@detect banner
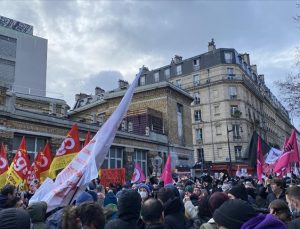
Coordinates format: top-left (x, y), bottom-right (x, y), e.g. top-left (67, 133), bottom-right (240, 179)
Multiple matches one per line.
top-left (49, 124), bottom-right (80, 178)
top-left (265, 148), bottom-right (282, 165)
top-left (6, 137), bottom-right (30, 188)
top-left (100, 168), bottom-right (126, 187)
top-left (131, 162), bottom-right (145, 183)
top-left (29, 67), bottom-right (142, 211)
top-left (36, 143), bottom-right (52, 183)
top-left (0, 144), bottom-right (8, 189)
top-left (26, 161), bottom-right (39, 192)
top-left (161, 153), bottom-right (172, 186)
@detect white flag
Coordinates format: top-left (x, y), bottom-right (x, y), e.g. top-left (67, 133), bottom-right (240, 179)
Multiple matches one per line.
top-left (30, 68), bottom-right (143, 211)
top-left (265, 148), bottom-right (283, 165)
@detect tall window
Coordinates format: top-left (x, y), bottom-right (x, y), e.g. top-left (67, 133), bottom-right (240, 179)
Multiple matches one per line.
top-left (154, 72), bottom-right (159, 83)
top-left (193, 74), bottom-right (200, 86)
top-left (224, 52), bottom-right (233, 63)
top-left (228, 86), bottom-right (237, 99)
top-left (176, 79), bottom-right (182, 88)
top-left (195, 128), bottom-right (203, 141)
top-left (177, 103), bottom-right (183, 140)
top-left (230, 105), bottom-right (239, 115)
top-left (13, 135), bottom-right (47, 161)
top-left (176, 65), bottom-right (182, 75)
top-left (227, 68), bottom-right (234, 79)
top-left (232, 124), bottom-right (241, 139)
top-left (214, 105), bottom-right (220, 115)
top-left (234, 146), bottom-right (242, 160)
top-left (194, 110), bottom-right (202, 121)
top-left (193, 92), bottom-right (200, 104)
top-left (140, 75), bottom-right (146, 86)
top-left (197, 148), bottom-right (204, 163)
top-left (101, 147), bottom-right (123, 169)
top-left (216, 125), bottom-right (221, 135)
top-left (134, 149), bottom-right (147, 176)
top-left (193, 59), bottom-right (200, 70)
top-left (164, 68), bottom-right (170, 79)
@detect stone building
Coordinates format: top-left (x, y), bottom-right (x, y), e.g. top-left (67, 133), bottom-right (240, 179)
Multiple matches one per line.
top-left (137, 39), bottom-right (293, 173)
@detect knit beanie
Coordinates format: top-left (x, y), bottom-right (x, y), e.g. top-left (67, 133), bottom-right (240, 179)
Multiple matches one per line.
top-left (138, 183), bottom-right (150, 194)
top-left (0, 208), bottom-right (31, 229)
top-left (213, 199), bottom-right (257, 229)
top-left (104, 191), bottom-right (117, 206)
top-left (241, 213), bottom-right (286, 229)
top-left (208, 192), bottom-right (229, 213)
top-left (165, 184), bottom-right (180, 197)
top-left (185, 185), bottom-right (193, 193)
top-left (228, 184), bottom-right (248, 201)
top-left (87, 190), bottom-right (98, 202)
top-left (75, 192), bottom-right (93, 205)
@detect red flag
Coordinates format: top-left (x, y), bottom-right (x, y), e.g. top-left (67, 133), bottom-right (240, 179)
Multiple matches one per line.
top-left (274, 129), bottom-right (299, 172)
top-left (161, 153), bottom-right (172, 186)
top-left (0, 144), bottom-right (9, 188)
top-left (36, 143), bottom-right (52, 183)
top-left (26, 161), bottom-right (40, 192)
top-left (83, 131), bottom-right (91, 147)
top-left (131, 162), bottom-right (146, 183)
top-left (6, 137), bottom-right (30, 187)
top-left (257, 136), bottom-right (264, 182)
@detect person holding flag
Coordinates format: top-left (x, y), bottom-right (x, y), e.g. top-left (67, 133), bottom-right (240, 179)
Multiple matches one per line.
top-left (0, 143), bottom-right (9, 189)
top-left (6, 136), bottom-right (30, 189)
top-left (49, 124), bottom-right (80, 178)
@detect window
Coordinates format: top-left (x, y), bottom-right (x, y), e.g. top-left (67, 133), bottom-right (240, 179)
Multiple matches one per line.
top-left (232, 124), bottom-right (241, 139)
top-left (197, 148), bottom-right (204, 163)
top-left (234, 146), bottom-right (242, 160)
top-left (193, 74), bottom-right (200, 86)
top-left (224, 52), bottom-right (233, 63)
top-left (128, 121), bottom-right (133, 132)
top-left (195, 128), bottom-right (203, 141)
top-left (176, 65), bottom-right (182, 75)
top-left (176, 79), bottom-right (182, 88)
top-left (98, 113), bottom-right (106, 126)
top-left (228, 86), bottom-right (237, 99)
top-left (133, 149), bottom-right (147, 177)
top-left (227, 68), bottom-right (234, 79)
top-left (194, 110), bottom-right (202, 121)
top-left (193, 92), bottom-right (200, 104)
top-left (213, 89), bottom-right (219, 98)
top-left (13, 135), bottom-right (47, 162)
top-left (217, 148), bottom-right (223, 159)
top-left (164, 68), bottom-right (170, 78)
top-left (154, 72), bottom-right (159, 83)
top-left (140, 75), bottom-right (146, 86)
top-left (193, 59), bottom-right (200, 70)
top-left (121, 120), bottom-right (127, 131)
top-left (177, 104), bottom-right (183, 139)
top-left (230, 105), bottom-right (239, 115)
top-left (216, 125), bottom-right (222, 135)
top-left (214, 105), bottom-right (220, 115)
top-left (101, 147), bottom-right (123, 169)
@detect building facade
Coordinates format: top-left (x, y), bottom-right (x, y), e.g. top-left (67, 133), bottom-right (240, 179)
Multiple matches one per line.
top-left (0, 15), bottom-right (47, 96)
top-left (137, 39), bottom-right (293, 172)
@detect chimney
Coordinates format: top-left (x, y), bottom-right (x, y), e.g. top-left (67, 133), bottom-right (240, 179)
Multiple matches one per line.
top-left (251, 65), bottom-right (257, 74)
top-left (95, 87), bottom-right (105, 96)
top-left (208, 38), bottom-right (216, 51)
top-left (173, 55), bottom-right (183, 64)
top-left (241, 53), bottom-right (250, 65)
top-left (118, 79), bottom-right (129, 89)
top-left (75, 93), bottom-right (89, 102)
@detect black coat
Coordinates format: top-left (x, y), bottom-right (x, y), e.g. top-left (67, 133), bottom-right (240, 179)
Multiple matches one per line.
top-left (288, 217), bottom-right (300, 229)
top-left (163, 197), bottom-right (189, 229)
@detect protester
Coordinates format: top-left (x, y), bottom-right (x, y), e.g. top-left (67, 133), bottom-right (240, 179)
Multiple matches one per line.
top-left (79, 202), bottom-right (106, 229)
top-left (141, 198), bottom-right (166, 229)
top-left (269, 199), bottom-right (292, 225)
top-left (138, 183), bottom-right (151, 202)
top-left (62, 205), bottom-right (81, 229)
top-left (228, 184), bottom-right (249, 202)
top-left (285, 186), bottom-right (300, 228)
top-left (0, 207), bottom-right (31, 229)
top-left (104, 189), bottom-right (142, 229)
top-left (267, 178), bottom-right (286, 205)
top-left (27, 201), bottom-right (47, 229)
top-left (103, 191), bottom-right (118, 222)
top-left (0, 184), bottom-right (17, 209)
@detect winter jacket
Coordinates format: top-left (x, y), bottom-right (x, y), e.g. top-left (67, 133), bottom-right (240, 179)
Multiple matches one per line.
top-left (27, 201), bottom-right (47, 229)
top-left (184, 200), bottom-right (198, 219)
top-left (0, 193), bottom-right (8, 210)
top-left (200, 218), bottom-right (217, 229)
top-left (288, 217), bottom-right (300, 229)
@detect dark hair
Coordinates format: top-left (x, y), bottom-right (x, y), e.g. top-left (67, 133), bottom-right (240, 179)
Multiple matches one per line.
top-left (271, 178), bottom-right (284, 188)
top-left (141, 198), bottom-right (163, 223)
top-left (286, 186), bottom-right (300, 201)
top-left (157, 188), bottom-right (174, 203)
top-left (1, 184), bottom-right (16, 196)
top-left (79, 202), bottom-right (105, 229)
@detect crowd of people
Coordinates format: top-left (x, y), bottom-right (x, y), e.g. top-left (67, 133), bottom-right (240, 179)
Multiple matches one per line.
top-left (1, 173), bottom-right (300, 229)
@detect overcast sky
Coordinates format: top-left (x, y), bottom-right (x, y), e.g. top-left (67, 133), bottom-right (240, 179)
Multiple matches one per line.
top-left (1, 0), bottom-right (300, 123)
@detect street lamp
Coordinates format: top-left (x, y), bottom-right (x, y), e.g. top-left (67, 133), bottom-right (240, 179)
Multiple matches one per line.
top-left (227, 125), bottom-right (243, 176)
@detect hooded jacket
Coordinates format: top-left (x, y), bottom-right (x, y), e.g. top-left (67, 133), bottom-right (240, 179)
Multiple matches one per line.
top-left (0, 208), bottom-right (31, 229)
top-left (164, 196), bottom-right (189, 229)
top-left (27, 201), bottom-right (47, 229)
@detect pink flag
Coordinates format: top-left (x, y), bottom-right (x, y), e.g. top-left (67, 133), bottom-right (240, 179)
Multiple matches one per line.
top-left (257, 136), bottom-right (264, 182)
top-left (131, 162), bottom-right (145, 183)
top-left (274, 129), bottom-right (299, 172)
top-left (161, 153), bottom-right (172, 186)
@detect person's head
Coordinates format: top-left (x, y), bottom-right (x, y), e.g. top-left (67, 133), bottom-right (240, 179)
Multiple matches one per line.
top-left (0, 208), bottom-right (31, 229)
top-left (286, 186), bottom-right (300, 213)
top-left (213, 199), bottom-right (257, 229)
top-left (79, 202), bottom-right (105, 229)
top-left (141, 198), bottom-right (164, 224)
top-left (1, 184), bottom-right (16, 200)
top-left (157, 187), bottom-right (174, 204)
top-left (269, 199), bottom-right (291, 223)
top-left (193, 186), bottom-right (201, 196)
top-left (27, 201), bottom-right (47, 224)
top-left (117, 189), bottom-right (142, 221)
top-left (138, 184), bottom-right (150, 200)
top-left (228, 184), bottom-right (248, 201)
top-left (208, 192), bottom-right (229, 214)
top-left (103, 191), bottom-right (117, 207)
top-left (62, 206), bottom-right (81, 229)
top-left (75, 192), bottom-right (94, 206)
top-left (271, 178), bottom-right (284, 193)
